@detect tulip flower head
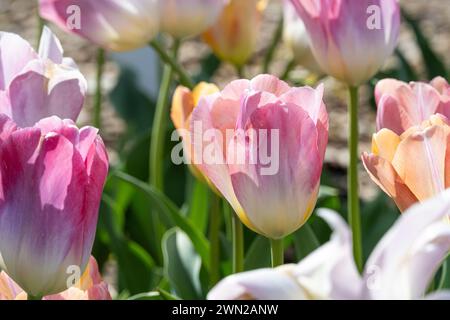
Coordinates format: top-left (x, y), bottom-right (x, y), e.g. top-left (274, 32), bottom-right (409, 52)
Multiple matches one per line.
top-left (0, 27), bottom-right (86, 127)
top-left (362, 114), bottom-right (450, 212)
top-left (209, 190), bottom-right (450, 300)
top-left (190, 74), bottom-right (328, 239)
top-left (203, 0), bottom-right (267, 67)
top-left (0, 116), bottom-right (109, 297)
top-left (375, 77), bottom-right (450, 134)
top-left (39, 0), bottom-right (160, 52)
top-left (0, 257), bottom-right (112, 300)
top-left (160, 0), bottom-right (228, 39)
top-left (289, 0), bottom-right (400, 86)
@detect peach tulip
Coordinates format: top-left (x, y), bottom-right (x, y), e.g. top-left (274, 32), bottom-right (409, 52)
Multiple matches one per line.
top-left (289, 0), bottom-right (400, 86)
top-left (362, 114), bottom-right (450, 212)
top-left (203, 0), bottom-right (267, 66)
top-left (190, 74), bottom-right (328, 239)
top-left (375, 77), bottom-right (450, 134)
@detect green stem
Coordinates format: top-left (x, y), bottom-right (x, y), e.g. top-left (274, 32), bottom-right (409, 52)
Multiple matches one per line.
top-left (348, 86), bottom-right (363, 272)
top-left (149, 41), bottom-right (179, 188)
top-left (280, 58), bottom-right (296, 81)
top-left (209, 193), bottom-right (222, 287)
top-left (27, 294), bottom-right (42, 300)
top-left (270, 238), bottom-right (284, 268)
top-left (236, 65), bottom-right (245, 78)
top-left (150, 40), bottom-right (194, 89)
top-left (263, 14), bottom-right (284, 74)
top-left (231, 212), bottom-right (244, 273)
top-left (93, 48), bottom-right (105, 129)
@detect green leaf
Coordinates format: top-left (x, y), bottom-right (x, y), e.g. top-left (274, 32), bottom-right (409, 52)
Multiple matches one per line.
top-left (163, 228), bottom-right (203, 300)
top-left (188, 179), bottom-right (210, 234)
top-left (293, 223), bottom-right (320, 261)
top-left (402, 8), bottom-right (448, 79)
top-left (111, 171), bottom-right (210, 269)
top-left (128, 292), bottom-right (162, 300)
top-left (101, 195), bottom-right (160, 294)
top-left (244, 236), bottom-right (271, 270)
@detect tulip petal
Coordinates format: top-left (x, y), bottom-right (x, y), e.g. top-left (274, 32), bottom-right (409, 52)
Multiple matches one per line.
top-left (362, 152), bottom-right (418, 212)
top-left (228, 103), bottom-right (321, 238)
top-left (38, 26), bottom-right (63, 63)
top-left (392, 125), bottom-right (449, 201)
top-left (249, 74), bottom-right (291, 97)
top-left (363, 190), bottom-right (450, 299)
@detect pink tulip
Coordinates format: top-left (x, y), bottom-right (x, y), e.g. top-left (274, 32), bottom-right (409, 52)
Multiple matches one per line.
top-left (289, 0), bottom-right (400, 86)
top-left (190, 74), bottom-right (328, 239)
top-left (0, 27), bottom-right (86, 127)
top-left (160, 0), bottom-right (228, 39)
top-left (39, 0), bottom-right (160, 52)
top-left (209, 190), bottom-right (450, 300)
top-left (0, 115), bottom-right (108, 297)
top-left (0, 257), bottom-right (112, 300)
top-left (375, 77), bottom-right (450, 134)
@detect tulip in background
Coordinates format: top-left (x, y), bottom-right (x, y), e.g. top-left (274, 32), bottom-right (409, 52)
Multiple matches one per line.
top-left (0, 257), bottom-right (112, 300)
top-left (282, 0), bottom-right (320, 73)
top-left (0, 26), bottom-right (86, 127)
top-left (39, 0), bottom-right (160, 52)
top-left (208, 190), bottom-right (450, 300)
top-left (171, 82), bottom-right (219, 185)
top-left (289, 0), bottom-right (401, 86)
top-left (375, 77), bottom-right (450, 134)
top-left (203, 0), bottom-right (267, 68)
top-left (160, 0), bottom-right (228, 39)
top-left (191, 74), bottom-right (328, 266)
top-left (0, 116), bottom-right (108, 298)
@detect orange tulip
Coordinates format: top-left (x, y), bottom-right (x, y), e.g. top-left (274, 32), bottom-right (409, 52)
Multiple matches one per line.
top-left (203, 0), bottom-right (267, 66)
top-left (171, 82), bottom-right (219, 185)
top-left (362, 114), bottom-right (450, 212)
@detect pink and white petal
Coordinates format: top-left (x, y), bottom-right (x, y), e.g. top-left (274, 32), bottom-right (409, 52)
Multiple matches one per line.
top-left (38, 26), bottom-right (63, 64)
top-left (249, 74), bottom-right (291, 97)
top-left (0, 32), bottom-right (37, 90)
top-left (362, 153), bottom-right (418, 212)
top-left (229, 103), bottom-right (322, 238)
top-left (374, 78), bottom-right (405, 103)
top-left (220, 79), bottom-right (251, 100)
top-left (363, 190), bottom-right (450, 299)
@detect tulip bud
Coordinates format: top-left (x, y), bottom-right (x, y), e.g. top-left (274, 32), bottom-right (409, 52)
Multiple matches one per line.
top-left (160, 0), bottom-right (228, 39)
top-left (362, 114), bottom-right (450, 212)
top-left (282, 0), bottom-right (320, 72)
top-left (39, 0), bottom-right (160, 52)
top-left (0, 116), bottom-right (108, 297)
top-left (289, 0), bottom-right (400, 86)
top-left (203, 0), bottom-right (267, 66)
top-left (190, 74), bottom-right (328, 239)
top-left (0, 27), bottom-right (86, 127)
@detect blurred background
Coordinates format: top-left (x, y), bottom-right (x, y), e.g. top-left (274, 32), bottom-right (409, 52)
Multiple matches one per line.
top-left (0, 0), bottom-right (449, 298)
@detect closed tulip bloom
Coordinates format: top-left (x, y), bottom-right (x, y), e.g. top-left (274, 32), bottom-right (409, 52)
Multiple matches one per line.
top-left (375, 77), bottom-right (450, 134)
top-left (160, 0), bottom-right (228, 39)
top-left (0, 115), bottom-right (109, 297)
top-left (171, 82), bottom-right (219, 185)
top-left (282, 0), bottom-right (320, 72)
top-left (289, 0), bottom-right (400, 86)
top-left (0, 27), bottom-right (86, 127)
top-left (362, 114), bottom-right (450, 212)
top-left (39, 0), bottom-right (159, 52)
top-left (0, 257), bottom-right (112, 300)
top-left (209, 191), bottom-right (450, 300)
top-left (190, 74), bottom-right (328, 239)
top-left (203, 0), bottom-right (267, 66)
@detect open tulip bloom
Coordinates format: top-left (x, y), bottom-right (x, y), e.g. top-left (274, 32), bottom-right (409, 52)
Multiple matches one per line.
top-left (209, 190), bottom-right (450, 300)
top-left (190, 75), bottom-right (328, 240)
